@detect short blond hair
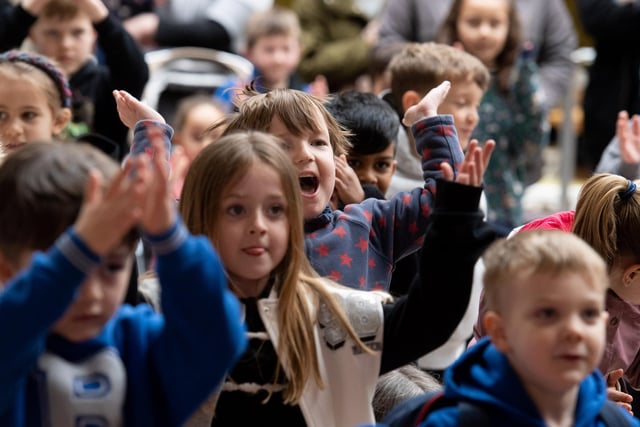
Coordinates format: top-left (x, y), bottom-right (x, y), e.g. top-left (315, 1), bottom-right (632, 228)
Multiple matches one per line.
top-left (483, 230), bottom-right (608, 311)
top-left (245, 7), bottom-right (301, 49)
top-left (389, 42), bottom-right (489, 110)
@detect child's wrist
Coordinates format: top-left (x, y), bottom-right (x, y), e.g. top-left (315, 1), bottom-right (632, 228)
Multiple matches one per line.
top-left (58, 228), bottom-right (102, 274)
top-left (142, 217), bottom-right (188, 256)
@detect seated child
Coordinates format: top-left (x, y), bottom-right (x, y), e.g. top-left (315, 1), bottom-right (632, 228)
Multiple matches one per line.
top-left (16, 0), bottom-right (149, 158)
top-left (0, 50), bottom-right (72, 154)
top-left (384, 42), bottom-right (489, 199)
top-left (213, 6), bottom-right (327, 112)
top-left (0, 138), bottom-right (246, 425)
top-left (324, 90), bottom-right (399, 210)
top-left (418, 230), bottom-right (639, 426)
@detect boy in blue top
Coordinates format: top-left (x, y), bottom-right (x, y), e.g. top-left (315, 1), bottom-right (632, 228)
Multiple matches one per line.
top-left (418, 230), bottom-right (639, 427)
top-left (0, 137), bottom-right (246, 426)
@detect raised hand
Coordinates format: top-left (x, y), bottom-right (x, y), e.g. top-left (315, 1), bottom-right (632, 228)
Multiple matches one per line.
top-left (113, 89), bottom-right (166, 130)
top-left (76, 0), bottom-right (109, 23)
top-left (616, 110), bottom-right (640, 166)
top-left (73, 158), bottom-right (148, 255)
top-left (402, 80), bottom-right (451, 127)
top-left (440, 139), bottom-right (495, 187)
top-left (333, 154), bottom-right (365, 205)
top-left (136, 126), bottom-right (176, 235)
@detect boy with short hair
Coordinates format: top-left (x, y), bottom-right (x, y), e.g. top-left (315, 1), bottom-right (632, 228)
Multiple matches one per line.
top-left (385, 42), bottom-right (489, 198)
top-left (417, 230), bottom-right (638, 426)
top-left (325, 90), bottom-right (399, 209)
top-left (12, 0), bottom-right (149, 159)
top-left (213, 6), bottom-right (326, 112)
top-left (0, 138), bottom-right (246, 425)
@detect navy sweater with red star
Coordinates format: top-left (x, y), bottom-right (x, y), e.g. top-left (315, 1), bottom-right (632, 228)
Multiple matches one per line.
top-left (304, 114), bottom-right (463, 291)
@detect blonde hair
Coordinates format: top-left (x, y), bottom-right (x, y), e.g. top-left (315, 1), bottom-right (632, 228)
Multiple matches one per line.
top-left (388, 42), bottom-right (489, 111)
top-left (245, 6), bottom-right (301, 49)
top-left (573, 173), bottom-right (640, 269)
top-left (483, 230), bottom-right (608, 311)
top-left (179, 131), bottom-right (369, 403)
top-left (0, 62), bottom-right (65, 117)
top-left (218, 87), bottom-right (351, 156)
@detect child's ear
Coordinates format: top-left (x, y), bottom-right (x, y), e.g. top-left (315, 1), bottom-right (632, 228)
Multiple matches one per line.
top-left (483, 310), bottom-right (510, 352)
top-left (52, 108), bottom-right (72, 136)
top-left (401, 90), bottom-right (421, 114)
top-left (622, 263), bottom-right (640, 288)
top-left (390, 159), bottom-right (397, 175)
top-left (0, 252), bottom-right (17, 285)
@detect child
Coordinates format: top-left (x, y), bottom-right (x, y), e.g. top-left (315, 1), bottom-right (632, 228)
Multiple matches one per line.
top-left (473, 173), bottom-right (640, 416)
top-left (17, 0), bottom-right (149, 159)
top-left (0, 137), bottom-right (246, 425)
top-left (172, 94), bottom-right (226, 162)
top-left (213, 6), bottom-right (327, 112)
top-left (324, 91), bottom-right (399, 209)
top-left (419, 229), bottom-right (640, 426)
top-left (385, 42), bottom-right (490, 198)
top-left (437, 0), bottom-right (549, 232)
top-left (172, 128), bottom-right (496, 426)
top-left (218, 84), bottom-right (495, 291)
top-left (0, 50), bottom-right (72, 153)
top-left (596, 110), bottom-right (640, 179)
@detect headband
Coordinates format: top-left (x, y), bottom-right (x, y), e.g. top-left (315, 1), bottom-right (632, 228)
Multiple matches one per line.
top-left (619, 180), bottom-right (637, 201)
top-left (0, 50), bottom-right (72, 109)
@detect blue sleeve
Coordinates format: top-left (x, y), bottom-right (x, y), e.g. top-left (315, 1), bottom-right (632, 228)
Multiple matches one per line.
top-left (129, 120), bottom-right (173, 170)
top-left (0, 229), bottom-right (99, 413)
top-left (419, 408), bottom-right (460, 427)
top-left (368, 115), bottom-right (464, 262)
top-left (141, 219), bottom-right (247, 425)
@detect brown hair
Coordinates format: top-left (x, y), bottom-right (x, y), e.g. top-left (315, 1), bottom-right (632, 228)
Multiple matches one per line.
top-left (388, 42), bottom-right (489, 110)
top-left (40, 0), bottom-right (83, 20)
top-left (0, 142), bottom-right (137, 266)
top-left (483, 230), bottom-right (608, 311)
top-left (218, 87), bottom-right (351, 156)
top-left (245, 6), bottom-right (301, 50)
top-left (573, 173), bottom-right (640, 269)
top-left (179, 131), bottom-right (369, 403)
top-left (0, 61), bottom-right (67, 117)
top-left (436, 0), bottom-right (522, 93)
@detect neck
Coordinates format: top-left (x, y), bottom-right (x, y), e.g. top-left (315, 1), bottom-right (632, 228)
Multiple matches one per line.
top-left (524, 383), bottom-right (578, 427)
top-left (228, 274), bottom-right (271, 299)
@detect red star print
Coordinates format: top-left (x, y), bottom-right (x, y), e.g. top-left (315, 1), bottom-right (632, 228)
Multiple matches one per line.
top-left (402, 194), bottom-right (411, 206)
top-left (421, 203), bottom-right (431, 217)
top-left (377, 216), bottom-right (387, 229)
top-left (333, 226), bottom-right (347, 238)
top-left (373, 283), bottom-right (384, 291)
top-left (355, 237), bottom-right (368, 253)
top-left (316, 243), bottom-right (329, 257)
top-left (328, 270), bottom-right (341, 281)
top-left (368, 258), bottom-right (376, 268)
top-left (421, 146), bottom-right (432, 159)
top-left (359, 277), bottom-right (366, 288)
top-left (408, 222), bottom-right (418, 234)
top-left (362, 209), bottom-right (372, 222)
top-left (339, 253), bottom-right (353, 267)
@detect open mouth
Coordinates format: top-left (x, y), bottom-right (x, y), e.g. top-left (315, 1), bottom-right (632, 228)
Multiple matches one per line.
top-left (299, 175), bottom-right (319, 195)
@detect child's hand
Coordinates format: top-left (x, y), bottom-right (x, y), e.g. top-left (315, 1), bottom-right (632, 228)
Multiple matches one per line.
top-left (606, 369), bottom-right (634, 416)
top-left (76, 0), bottom-right (109, 22)
top-left (334, 154), bottom-right (365, 205)
top-left (123, 13), bottom-right (159, 47)
top-left (402, 80), bottom-right (451, 127)
top-left (616, 110), bottom-right (640, 166)
top-left (73, 157), bottom-right (147, 255)
top-left (137, 126), bottom-right (176, 235)
top-left (308, 75), bottom-right (329, 97)
top-left (113, 89), bottom-right (166, 130)
top-left (20, 0), bottom-right (48, 15)
top-left (440, 139), bottom-right (495, 187)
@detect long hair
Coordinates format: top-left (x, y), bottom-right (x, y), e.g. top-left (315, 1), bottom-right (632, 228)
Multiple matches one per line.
top-left (436, 0), bottom-right (522, 94)
top-left (179, 131), bottom-right (370, 403)
top-left (573, 173), bottom-right (640, 269)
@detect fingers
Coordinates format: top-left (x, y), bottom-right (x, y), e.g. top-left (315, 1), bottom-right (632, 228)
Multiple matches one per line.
top-left (83, 170), bottom-right (103, 206)
top-left (440, 162), bottom-right (454, 182)
top-left (606, 369), bottom-right (625, 388)
top-left (402, 80), bottom-right (451, 127)
top-left (481, 139), bottom-right (495, 170)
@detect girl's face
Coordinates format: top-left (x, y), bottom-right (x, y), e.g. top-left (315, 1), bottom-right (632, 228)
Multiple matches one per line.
top-left (217, 160), bottom-right (290, 297)
top-left (456, 0), bottom-right (510, 68)
top-left (174, 103), bottom-right (224, 161)
top-left (0, 76), bottom-right (68, 151)
top-left (269, 111), bottom-right (335, 220)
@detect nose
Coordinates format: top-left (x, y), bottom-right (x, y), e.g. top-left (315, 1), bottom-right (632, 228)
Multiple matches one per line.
top-left (248, 210), bottom-right (268, 235)
top-left (563, 314), bottom-right (585, 341)
top-left (60, 34), bottom-right (74, 49)
top-left (358, 168), bottom-right (377, 186)
top-left (292, 141), bottom-right (313, 164)
top-left (77, 279), bottom-right (104, 305)
top-left (1, 118), bottom-right (23, 141)
top-left (465, 107), bottom-right (479, 126)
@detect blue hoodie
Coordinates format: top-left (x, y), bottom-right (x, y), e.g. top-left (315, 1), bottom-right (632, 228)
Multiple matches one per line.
top-left (420, 338), bottom-right (640, 427)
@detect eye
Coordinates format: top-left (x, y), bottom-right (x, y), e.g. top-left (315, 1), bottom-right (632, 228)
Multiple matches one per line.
top-left (311, 138), bottom-right (329, 147)
top-left (347, 158), bottom-right (361, 168)
top-left (21, 111), bottom-right (38, 121)
top-left (582, 308), bottom-right (601, 322)
top-left (0, 112), bottom-right (7, 120)
top-left (375, 161), bottom-right (392, 171)
top-left (267, 204), bottom-right (286, 217)
top-left (534, 308), bottom-right (556, 320)
top-left (226, 204), bottom-right (245, 216)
